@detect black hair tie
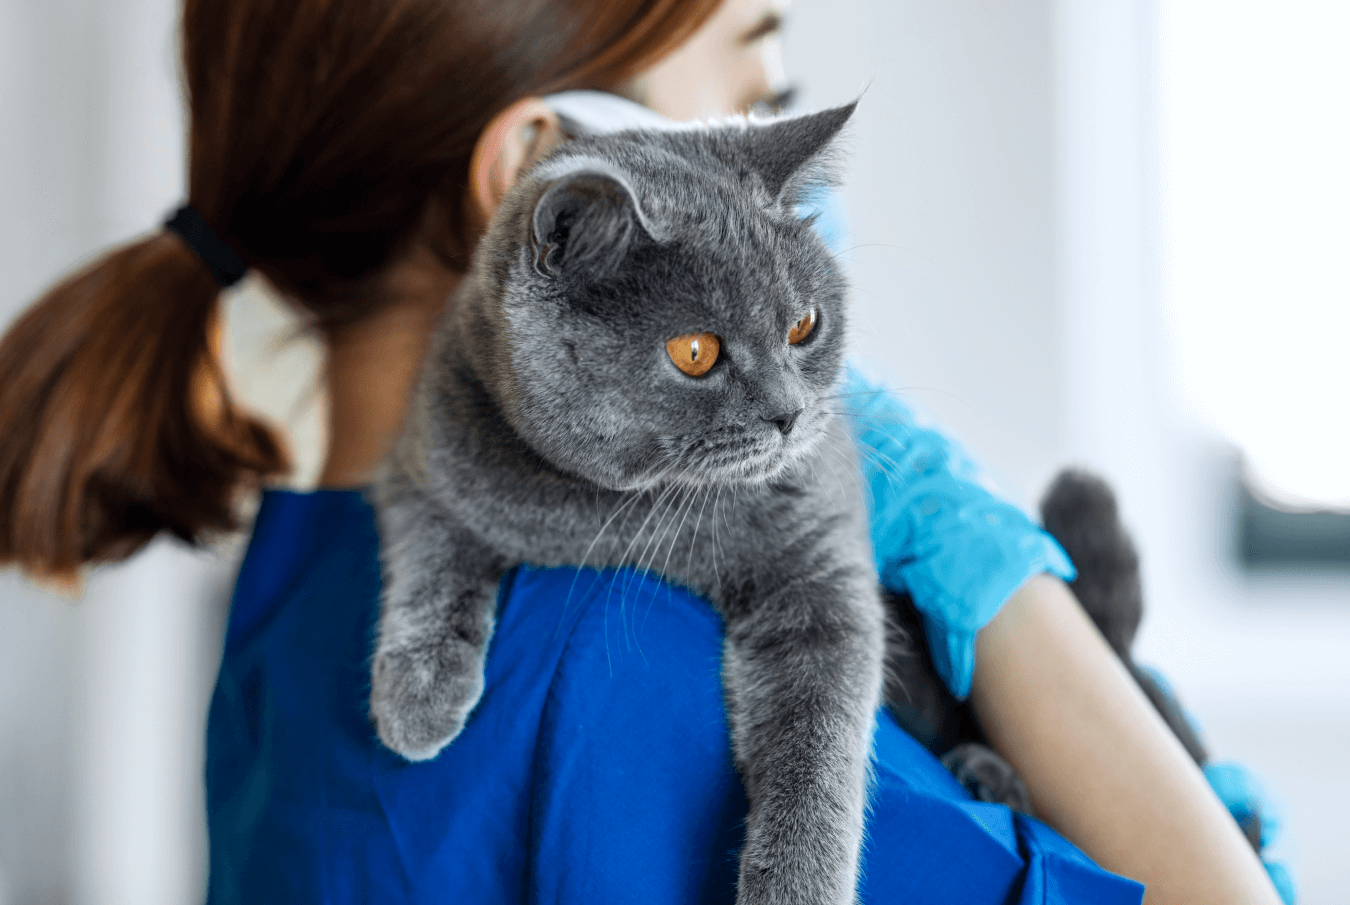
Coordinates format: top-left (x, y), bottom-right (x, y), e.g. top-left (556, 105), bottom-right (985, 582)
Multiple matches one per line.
top-left (163, 205), bottom-right (248, 288)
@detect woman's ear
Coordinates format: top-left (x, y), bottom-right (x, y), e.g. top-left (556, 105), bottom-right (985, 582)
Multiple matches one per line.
top-left (468, 98), bottom-right (564, 230)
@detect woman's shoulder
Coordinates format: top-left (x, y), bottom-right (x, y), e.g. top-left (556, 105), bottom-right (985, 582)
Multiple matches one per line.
top-left (208, 490), bottom-right (739, 903)
top-left (223, 488), bottom-right (382, 652)
top-left (207, 491), bottom-right (1138, 905)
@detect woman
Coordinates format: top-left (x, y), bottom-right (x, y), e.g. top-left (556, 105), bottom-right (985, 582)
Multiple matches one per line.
top-left (0, 0), bottom-right (1280, 902)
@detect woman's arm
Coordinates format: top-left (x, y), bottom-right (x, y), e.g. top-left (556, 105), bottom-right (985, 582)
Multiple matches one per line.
top-left (841, 366), bottom-right (1076, 699)
top-left (971, 573), bottom-right (1281, 905)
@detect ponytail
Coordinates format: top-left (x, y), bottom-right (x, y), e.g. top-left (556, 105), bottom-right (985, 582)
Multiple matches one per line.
top-left (0, 233), bottom-right (288, 576)
top-left (2, 0), bottom-right (727, 577)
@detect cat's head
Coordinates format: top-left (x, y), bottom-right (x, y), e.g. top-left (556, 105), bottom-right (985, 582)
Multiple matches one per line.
top-left (469, 103), bottom-right (855, 491)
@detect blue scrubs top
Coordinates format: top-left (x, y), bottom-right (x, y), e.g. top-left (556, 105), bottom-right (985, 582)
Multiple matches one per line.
top-left (206, 488), bottom-right (1143, 904)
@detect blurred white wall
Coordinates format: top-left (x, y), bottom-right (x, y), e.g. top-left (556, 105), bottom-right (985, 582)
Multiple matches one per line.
top-left (794, 0), bottom-right (1062, 502)
top-left (1161, 1), bottom-right (1350, 507)
top-left (1, 0), bottom-right (1346, 903)
top-left (0, 1), bottom-right (236, 904)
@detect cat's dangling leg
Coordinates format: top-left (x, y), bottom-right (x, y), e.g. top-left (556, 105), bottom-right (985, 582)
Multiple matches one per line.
top-left (370, 492), bottom-right (505, 761)
top-left (880, 589), bottom-right (1035, 814)
top-left (1039, 469), bottom-right (1142, 662)
top-left (720, 569), bottom-right (885, 905)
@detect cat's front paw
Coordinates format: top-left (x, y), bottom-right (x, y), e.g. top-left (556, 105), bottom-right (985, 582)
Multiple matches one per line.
top-left (370, 643), bottom-right (485, 761)
top-left (735, 842), bottom-right (858, 905)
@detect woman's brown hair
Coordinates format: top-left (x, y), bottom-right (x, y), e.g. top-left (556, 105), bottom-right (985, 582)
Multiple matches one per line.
top-left (0, 0), bottom-right (721, 577)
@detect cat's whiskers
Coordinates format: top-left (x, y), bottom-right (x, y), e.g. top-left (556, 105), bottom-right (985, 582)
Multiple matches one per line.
top-left (820, 411), bottom-right (912, 486)
top-left (850, 443), bottom-right (911, 497)
top-left (560, 462), bottom-right (677, 637)
top-left (710, 484), bottom-right (726, 589)
top-left (637, 483), bottom-right (705, 646)
top-left (651, 482), bottom-right (697, 579)
top-left (725, 483), bottom-right (742, 573)
top-left (847, 445), bottom-right (906, 504)
top-left (682, 485), bottom-right (714, 595)
top-left (775, 412), bottom-right (832, 475)
top-left (651, 483), bottom-right (704, 619)
top-left (820, 440), bottom-right (867, 511)
top-left (603, 479), bottom-right (687, 666)
top-left (819, 409), bottom-right (919, 432)
top-left (794, 423), bottom-right (846, 503)
top-left (832, 439), bottom-right (870, 493)
top-left (822, 383), bottom-right (971, 408)
top-left (819, 398), bottom-right (973, 451)
top-left (803, 428), bottom-right (853, 500)
top-left (624, 479), bottom-right (692, 629)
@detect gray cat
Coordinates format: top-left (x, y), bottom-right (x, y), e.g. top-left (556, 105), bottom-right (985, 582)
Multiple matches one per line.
top-left (371, 104), bottom-right (883, 905)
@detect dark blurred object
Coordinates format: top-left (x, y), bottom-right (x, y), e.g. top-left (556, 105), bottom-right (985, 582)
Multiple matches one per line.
top-left (884, 588), bottom-right (1036, 814)
top-left (1236, 478), bottom-right (1350, 568)
top-left (1041, 469), bottom-right (1142, 660)
top-left (1042, 471), bottom-right (1210, 766)
top-left (941, 743), bottom-right (1035, 815)
top-left (883, 469), bottom-right (1271, 852)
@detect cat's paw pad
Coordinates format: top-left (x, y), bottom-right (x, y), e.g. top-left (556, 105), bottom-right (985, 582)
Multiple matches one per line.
top-left (370, 645), bottom-right (485, 761)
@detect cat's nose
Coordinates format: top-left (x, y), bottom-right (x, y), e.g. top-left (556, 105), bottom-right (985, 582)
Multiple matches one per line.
top-left (764, 409), bottom-right (802, 436)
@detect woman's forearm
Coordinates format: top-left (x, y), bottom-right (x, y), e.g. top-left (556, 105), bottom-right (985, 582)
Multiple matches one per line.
top-left (969, 573), bottom-right (1279, 904)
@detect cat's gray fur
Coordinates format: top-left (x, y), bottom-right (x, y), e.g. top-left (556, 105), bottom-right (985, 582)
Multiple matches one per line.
top-left (371, 104), bottom-right (884, 905)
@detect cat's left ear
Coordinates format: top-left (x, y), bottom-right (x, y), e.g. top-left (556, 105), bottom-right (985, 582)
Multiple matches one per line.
top-left (531, 166), bottom-right (652, 281)
top-left (741, 101), bottom-right (857, 207)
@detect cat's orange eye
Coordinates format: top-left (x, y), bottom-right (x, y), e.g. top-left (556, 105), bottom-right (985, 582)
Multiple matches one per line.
top-left (788, 308), bottom-right (817, 345)
top-left (666, 332), bottom-right (720, 377)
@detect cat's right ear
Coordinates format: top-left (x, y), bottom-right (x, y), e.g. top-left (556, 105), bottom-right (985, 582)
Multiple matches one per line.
top-left (531, 169), bottom-right (649, 281)
top-left (742, 101), bottom-right (857, 207)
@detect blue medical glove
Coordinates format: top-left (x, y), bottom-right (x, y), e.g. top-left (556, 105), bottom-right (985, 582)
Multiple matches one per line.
top-left (840, 368), bottom-right (1075, 699)
top-left (1204, 761), bottom-right (1281, 848)
top-left (1203, 762), bottom-right (1296, 903)
top-left (1263, 861), bottom-right (1297, 905)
